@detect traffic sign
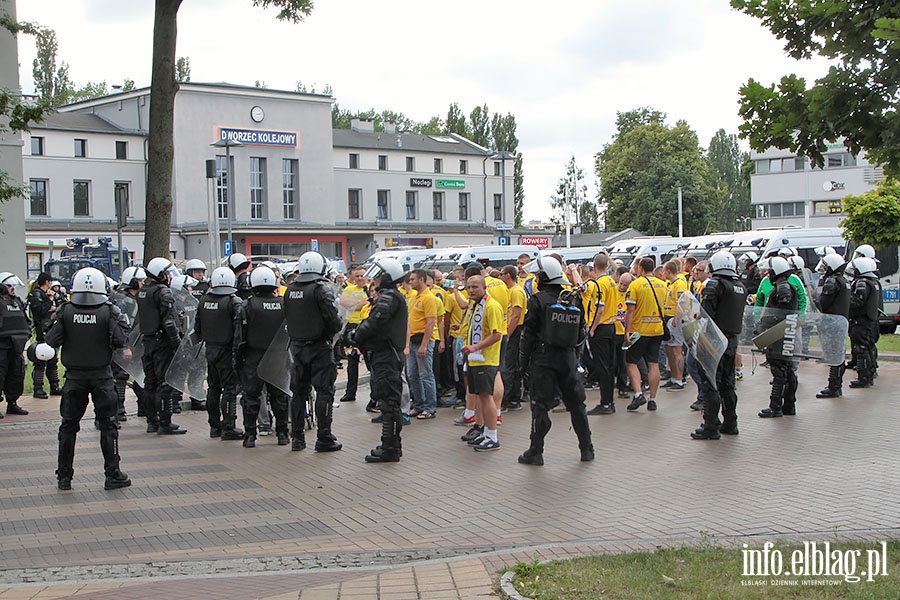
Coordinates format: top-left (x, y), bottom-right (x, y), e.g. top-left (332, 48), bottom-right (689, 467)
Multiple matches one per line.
top-left (311, 239), bottom-right (319, 252)
top-left (498, 235), bottom-right (510, 246)
top-left (496, 222), bottom-right (513, 231)
top-left (223, 239), bottom-right (233, 257)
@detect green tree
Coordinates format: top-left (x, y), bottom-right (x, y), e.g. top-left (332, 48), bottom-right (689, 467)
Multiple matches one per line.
top-left (550, 156), bottom-right (590, 231)
top-left (841, 179), bottom-right (900, 247)
top-left (175, 56), bottom-right (190, 82)
top-left (490, 113), bottom-right (525, 228)
top-left (706, 129), bottom-right (751, 231)
top-left (596, 108), bottom-right (714, 236)
top-left (31, 27), bottom-right (71, 108)
top-left (411, 115), bottom-right (444, 135)
top-left (468, 104), bottom-right (490, 147)
top-left (445, 103), bottom-right (467, 136)
top-left (145, 0), bottom-right (313, 260)
top-left (732, 1), bottom-right (900, 176)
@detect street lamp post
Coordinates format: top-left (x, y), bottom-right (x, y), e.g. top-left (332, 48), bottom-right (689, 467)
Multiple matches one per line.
top-left (210, 138), bottom-right (243, 258)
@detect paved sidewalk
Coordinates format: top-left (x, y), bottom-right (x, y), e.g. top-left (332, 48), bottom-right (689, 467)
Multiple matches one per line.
top-left (0, 360), bottom-right (898, 599)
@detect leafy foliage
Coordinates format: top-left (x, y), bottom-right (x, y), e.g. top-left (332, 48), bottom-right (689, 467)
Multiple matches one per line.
top-left (732, 1), bottom-right (900, 176)
top-left (841, 178), bottom-right (900, 247)
top-left (706, 129), bottom-right (751, 231)
top-left (551, 156), bottom-right (599, 233)
top-left (175, 56), bottom-right (191, 82)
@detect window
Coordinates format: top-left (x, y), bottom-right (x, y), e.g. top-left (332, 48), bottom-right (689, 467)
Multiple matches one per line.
top-left (115, 141), bottom-right (127, 160)
top-left (349, 153), bottom-right (359, 169)
top-left (814, 200), bottom-right (843, 215)
top-left (74, 139), bottom-right (87, 158)
top-left (377, 190), bottom-right (390, 219)
top-left (29, 179), bottom-right (48, 216)
top-left (459, 159), bottom-right (468, 174)
top-left (822, 152), bottom-right (857, 169)
top-left (494, 161), bottom-right (501, 176)
top-left (31, 136), bottom-right (44, 156)
top-left (794, 157), bottom-right (806, 171)
top-left (406, 191), bottom-right (417, 220)
top-left (755, 201), bottom-right (805, 219)
top-left (433, 192), bottom-right (444, 220)
top-left (283, 159), bottom-right (298, 219)
top-left (406, 156), bottom-right (415, 172)
top-left (114, 181), bottom-right (131, 217)
top-left (378, 155), bottom-right (388, 171)
top-left (250, 157), bottom-right (267, 220)
top-left (215, 155), bottom-right (229, 219)
top-left (458, 192), bottom-right (469, 221)
top-left (493, 194), bottom-right (503, 221)
top-left (348, 189), bottom-right (361, 219)
top-left (73, 180), bottom-right (90, 216)
top-left (756, 159), bottom-right (770, 174)
top-left (433, 158), bottom-right (442, 173)
top-left (768, 158), bottom-right (782, 173)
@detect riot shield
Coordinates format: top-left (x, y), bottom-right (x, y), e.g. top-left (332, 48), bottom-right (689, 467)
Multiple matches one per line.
top-left (164, 334), bottom-right (208, 398)
top-left (258, 323), bottom-right (293, 396)
top-left (172, 288), bottom-right (199, 335)
top-left (113, 327), bottom-right (145, 387)
top-left (739, 306), bottom-right (847, 365)
top-left (673, 293), bottom-right (727, 389)
top-left (796, 269), bottom-right (819, 314)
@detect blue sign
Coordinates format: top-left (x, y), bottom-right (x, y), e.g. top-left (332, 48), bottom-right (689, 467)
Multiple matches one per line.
top-left (885, 287), bottom-right (899, 303)
top-left (218, 128), bottom-right (298, 148)
top-left (498, 235), bottom-right (510, 246)
top-left (311, 239), bottom-right (319, 252)
top-left (223, 239), bottom-right (233, 257)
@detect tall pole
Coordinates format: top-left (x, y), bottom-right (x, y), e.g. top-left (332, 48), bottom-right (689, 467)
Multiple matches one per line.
top-left (226, 144), bottom-right (233, 252)
top-left (115, 185), bottom-right (126, 273)
top-left (206, 159), bottom-right (220, 267)
top-left (677, 186), bottom-right (684, 238)
top-left (565, 181), bottom-right (572, 249)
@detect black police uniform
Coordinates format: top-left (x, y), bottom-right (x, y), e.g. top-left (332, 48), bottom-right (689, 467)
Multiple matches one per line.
top-left (740, 264), bottom-right (762, 296)
top-left (28, 286), bottom-right (61, 397)
top-left (109, 288), bottom-right (141, 420)
top-left (195, 291), bottom-right (244, 439)
top-left (759, 277), bottom-right (799, 417)
top-left (45, 297), bottom-right (131, 490)
top-left (848, 273), bottom-right (880, 387)
top-left (238, 292), bottom-right (289, 446)
top-left (0, 290), bottom-right (30, 414)
top-left (353, 283), bottom-right (408, 462)
top-left (815, 268), bottom-right (850, 396)
top-left (235, 271), bottom-right (253, 301)
top-left (136, 278), bottom-right (186, 434)
top-left (518, 282), bottom-right (594, 463)
top-left (190, 280), bottom-right (210, 301)
top-left (693, 274), bottom-right (747, 438)
top-left (284, 276), bottom-right (343, 451)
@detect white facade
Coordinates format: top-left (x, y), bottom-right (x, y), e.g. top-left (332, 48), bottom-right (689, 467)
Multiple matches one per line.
top-left (750, 142), bottom-right (883, 229)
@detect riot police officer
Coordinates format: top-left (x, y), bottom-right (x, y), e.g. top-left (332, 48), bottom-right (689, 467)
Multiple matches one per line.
top-left (27, 272), bottom-right (62, 399)
top-left (352, 258), bottom-right (408, 463)
top-left (110, 266), bottom-right (146, 421)
top-left (517, 256), bottom-right (594, 465)
top-left (847, 257), bottom-right (880, 388)
top-left (136, 257), bottom-right (187, 434)
top-left (184, 259), bottom-right (210, 300)
top-left (738, 252), bottom-right (762, 295)
top-left (194, 267), bottom-right (244, 440)
top-left (758, 256), bottom-right (799, 418)
top-left (284, 252), bottom-right (343, 452)
top-left (45, 267), bottom-right (131, 491)
top-left (237, 266), bottom-right (289, 448)
top-left (0, 272), bottom-right (30, 416)
top-left (227, 253), bottom-right (253, 301)
top-left (814, 254), bottom-right (850, 397)
top-left (691, 251), bottom-right (747, 440)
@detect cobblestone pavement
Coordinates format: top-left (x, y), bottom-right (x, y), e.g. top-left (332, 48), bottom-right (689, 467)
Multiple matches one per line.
top-left (0, 359), bottom-right (897, 599)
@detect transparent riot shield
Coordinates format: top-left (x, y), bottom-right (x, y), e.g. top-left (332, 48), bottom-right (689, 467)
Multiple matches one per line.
top-left (673, 293), bottom-right (727, 389)
top-left (164, 334), bottom-right (208, 398)
top-left (258, 323), bottom-right (293, 396)
top-left (113, 327), bottom-right (145, 387)
top-left (172, 288), bottom-right (199, 335)
top-left (796, 270), bottom-right (819, 314)
top-left (739, 306), bottom-right (847, 365)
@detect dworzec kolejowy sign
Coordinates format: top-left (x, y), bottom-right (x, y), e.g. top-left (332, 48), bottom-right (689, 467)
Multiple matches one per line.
top-left (217, 128), bottom-right (298, 148)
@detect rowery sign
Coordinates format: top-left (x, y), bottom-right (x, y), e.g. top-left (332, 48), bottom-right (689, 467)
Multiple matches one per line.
top-left (521, 236), bottom-right (550, 249)
top-left (217, 127), bottom-right (298, 147)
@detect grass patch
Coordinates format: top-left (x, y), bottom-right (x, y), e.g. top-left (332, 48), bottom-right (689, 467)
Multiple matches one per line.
top-left (877, 334), bottom-right (900, 353)
top-left (509, 540), bottom-right (899, 599)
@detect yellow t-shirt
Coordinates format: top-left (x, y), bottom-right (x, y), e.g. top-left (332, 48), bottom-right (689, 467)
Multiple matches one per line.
top-left (449, 288), bottom-right (468, 339)
top-left (506, 284), bottom-right (527, 329)
top-left (431, 286), bottom-right (447, 342)
top-left (408, 288), bottom-right (437, 336)
top-left (625, 276), bottom-right (666, 337)
top-left (664, 274), bottom-right (688, 317)
top-left (399, 286), bottom-right (417, 305)
top-left (614, 292), bottom-right (627, 335)
top-left (580, 279), bottom-right (601, 326)
top-left (359, 302), bottom-right (372, 321)
top-left (341, 283), bottom-right (368, 324)
top-left (594, 275), bottom-right (618, 326)
top-left (484, 276), bottom-right (509, 333)
top-left (465, 296), bottom-right (504, 367)
top-left (517, 273), bottom-right (536, 297)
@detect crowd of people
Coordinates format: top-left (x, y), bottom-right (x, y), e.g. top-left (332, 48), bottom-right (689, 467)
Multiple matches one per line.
top-left (0, 241), bottom-right (884, 488)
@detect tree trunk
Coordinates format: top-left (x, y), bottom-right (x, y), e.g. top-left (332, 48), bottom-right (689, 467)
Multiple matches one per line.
top-left (145, 0), bottom-right (182, 260)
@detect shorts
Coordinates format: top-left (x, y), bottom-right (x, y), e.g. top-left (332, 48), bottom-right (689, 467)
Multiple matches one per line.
top-left (467, 366), bottom-right (498, 395)
top-left (625, 335), bottom-right (662, 365)
top-left (662, 318), bottom-right (681, 346)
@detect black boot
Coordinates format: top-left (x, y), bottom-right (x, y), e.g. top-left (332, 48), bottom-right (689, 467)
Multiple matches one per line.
top-left (104, 470), bottom-right (131, 490)
top-left (7, 402), bottom-right (28, 415)
top-left (518, 448), bottom-right (544, 465)
top-left (291, 434), bottom-right (306, 451)
top-left (57, 429), bottom-right (76, 490)
top-left (816, 387), bottom-right (842, 398)
top-left (157, 422), bottom-right (187, 435)
top-left (242, 433), bottom-right (256, 448)
top-left (691, 427), bottom-right (721, 440)
top-left (315, 433), bottom-right (343, 452)
top-left (365, 447), bottom-right (400, 462)
top-left (32, 389), bottom-right (49, 399)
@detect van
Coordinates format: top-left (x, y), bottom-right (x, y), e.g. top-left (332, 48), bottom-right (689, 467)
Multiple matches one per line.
top-left (417, 247), bottom-right (477, 274)
top-left (420, 245), bottom-right (540, 274)
top-left (875, 244), bottom-right (900, 333)
top-left (675, 233), bottom-right (736, 264)
top-left (539, 246), bottom-right (611, 266)
top-left (608, 237), bottom-right (691, 269)
top-left (364, 248), bottom-right (435, 272)
top-left (759, 227), bottom-right (848, 268)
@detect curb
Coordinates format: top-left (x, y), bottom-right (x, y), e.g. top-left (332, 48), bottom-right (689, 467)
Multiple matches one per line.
top-left (499, 570), bottom-right (530, 600)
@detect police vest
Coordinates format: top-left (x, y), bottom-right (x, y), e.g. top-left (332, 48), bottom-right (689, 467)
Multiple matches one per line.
top-left (59, 303), bottom-right (112, 369)
top-left (190, 281), bottom-right (210, 300)
top-left (197, 293), bottom-right (236, 345)
top-left (236, 272), bottom-right (253, 301)
top-left (820, 274), bottom-right (850, 318)
top-left (850, 278), bottom-right (879, 321)
top-left (136, 283), bottom-right (163, 335)
top-left (356, 288), bottom-right (407, 352)
top-left (541, 299), bottom-right (582, 348)
top-left (245, 295), bottom-right (284, 350)
top-left (284, 281), bottom-right (326, 341)
top-left (707, 276), bottom-right (747, 336)
top-left (0, 296), bottom-right (31, 342)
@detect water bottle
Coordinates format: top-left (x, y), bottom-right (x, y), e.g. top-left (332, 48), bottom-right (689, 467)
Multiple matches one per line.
top-left (622, 332), bottom-right (640, 350)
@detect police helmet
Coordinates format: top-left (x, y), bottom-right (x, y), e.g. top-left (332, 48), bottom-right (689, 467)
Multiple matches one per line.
top-left (170, 274), bottom-right (199, 291)
top-left (854, 244), bottom-right (876, 259)
top-left (184, 259), bottom-right (207, 276)
top-left (849, 256), bottom-right (878, 278)
top-left (738, 251), bottom-right (759, 265)
top-left (526, 255), bottom-right (566, 285)
top-left (70, 267), bottom-right (109, 306)
top-left (815, 245), bottom-right (836, 257)
top-left (787, 255), bottom-right (805, 271)
top-left (209, 267), bottom-right (237, 295)
top-left (709, 250), bottom-right (738, 277)
top-left (756, 258), bottom-right (771, 272)
top-left (364, 257), bottom-right (404, 286)
top-left (777, 246), bottom-right (797, 258)
top-left (227, 253), bottom-right (251, 272)
top-left (768, 256), bottom-right (792, 280)
top-left (0, 272), bottom-right (24, 294)
top-left (250, 266), bottom-right (278, 290)
top-left (816, 253), bottom-right (845, 274)
top-left (296, 251), bottom-right (328, 283)
top-left (119, 266), bottom-right (147, 290)
top-left (146, 257), bottom-right (175, 282)
top-left (26, 341), bottom-right (56, 362)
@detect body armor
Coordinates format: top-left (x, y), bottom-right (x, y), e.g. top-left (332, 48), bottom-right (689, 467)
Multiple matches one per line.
top-left (58, 303), bottom-right (113, 368)
top-left (197, 293), bottom-right (236, 345)
top-left (702, 276), bottom-right (747, 335)
top-left (245, 295), bottom-right (284, 350)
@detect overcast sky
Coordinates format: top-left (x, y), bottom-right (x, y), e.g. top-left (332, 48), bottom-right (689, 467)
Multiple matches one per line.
top-left (15, 0), bottom-right (832, 223)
